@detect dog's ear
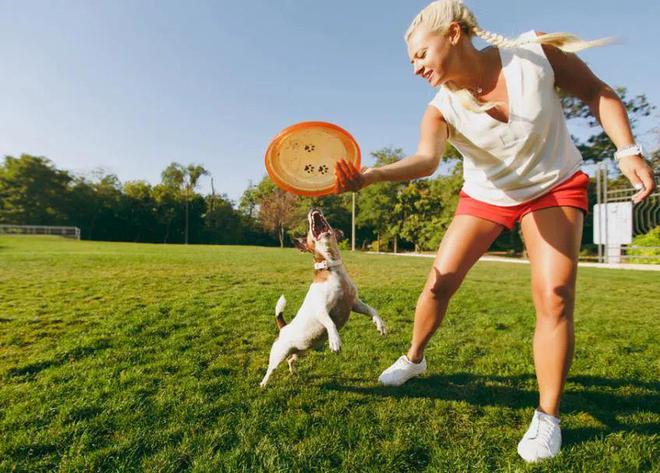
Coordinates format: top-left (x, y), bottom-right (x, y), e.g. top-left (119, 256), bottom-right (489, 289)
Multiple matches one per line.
top-left (293, 237), bottom-right (309, 252)
top-left (333, 228), bottom-right (345, 241)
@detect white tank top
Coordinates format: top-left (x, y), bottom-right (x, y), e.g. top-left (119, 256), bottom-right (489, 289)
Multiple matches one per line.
top-left (429, 30), bottom-right (583, 206)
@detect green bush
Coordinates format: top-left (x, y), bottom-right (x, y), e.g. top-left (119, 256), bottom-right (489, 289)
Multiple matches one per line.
top-left (628, 226), bottom-right (660, 264)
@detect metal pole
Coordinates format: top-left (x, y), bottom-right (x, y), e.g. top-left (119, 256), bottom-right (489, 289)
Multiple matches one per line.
top-left (596, 163), bottom-right (602, 263)
top-left (351, 192), bottom-right (356, 251)
top-left (603, 162), bottom-right (609, 264)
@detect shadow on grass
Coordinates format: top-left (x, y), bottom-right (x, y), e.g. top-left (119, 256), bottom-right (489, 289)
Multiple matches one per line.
top-left (5, 338), bottom-right (112, 379)
top-left (322, 372), bottom-right (659, 447)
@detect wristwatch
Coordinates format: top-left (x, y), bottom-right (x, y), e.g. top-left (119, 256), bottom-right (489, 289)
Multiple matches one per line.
top-left (614, 143), bottom-right (644, 162)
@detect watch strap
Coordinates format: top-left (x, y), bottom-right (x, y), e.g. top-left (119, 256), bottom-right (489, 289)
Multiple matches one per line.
top-left (614, 144), bottom-right (643, 161)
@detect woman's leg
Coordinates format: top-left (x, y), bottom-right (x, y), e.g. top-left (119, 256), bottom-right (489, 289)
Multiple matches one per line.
top-left (520, 206), bottom-right (584, 417)
top-left (406, 215), bottom-right (504, 362)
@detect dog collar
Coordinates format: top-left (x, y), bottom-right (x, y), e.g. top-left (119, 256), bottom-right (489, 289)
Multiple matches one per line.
top-left (314, 259), bottom-right (343, 270)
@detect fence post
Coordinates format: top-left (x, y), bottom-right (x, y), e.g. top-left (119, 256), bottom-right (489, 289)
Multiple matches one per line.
top-left (596, 163), bottom-right (602, 263)
top-left (603, 163), bottom-right (609, 264)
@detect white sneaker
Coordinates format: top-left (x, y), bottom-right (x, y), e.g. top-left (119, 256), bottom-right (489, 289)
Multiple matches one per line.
top-left (517, 409), bottom-right (562, 462)
top-left (378, 355), bottom-right (426, 386)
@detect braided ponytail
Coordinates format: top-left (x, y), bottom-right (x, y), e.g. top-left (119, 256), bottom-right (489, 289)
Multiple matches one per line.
top-left (471, 26), bottom-right (521, 49)
top-left (473, 26), bottom-right (613, 53)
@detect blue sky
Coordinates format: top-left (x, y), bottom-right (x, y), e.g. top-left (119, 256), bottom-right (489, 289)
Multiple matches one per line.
top-left (1, 0), bottom-right (658, 203)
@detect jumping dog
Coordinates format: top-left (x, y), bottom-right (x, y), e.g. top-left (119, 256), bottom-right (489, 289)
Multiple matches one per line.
top-left (259, 208), bottom-right (386, 387)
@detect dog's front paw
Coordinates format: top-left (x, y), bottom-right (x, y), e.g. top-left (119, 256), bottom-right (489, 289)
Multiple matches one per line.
top-left (328, 333), bottom-right (342, 352)
top-left (373, 316), bottom-right (387, 335)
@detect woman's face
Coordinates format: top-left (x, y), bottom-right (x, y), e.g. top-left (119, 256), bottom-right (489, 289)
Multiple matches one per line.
top-left (406, 24), bottom-right (460, 88)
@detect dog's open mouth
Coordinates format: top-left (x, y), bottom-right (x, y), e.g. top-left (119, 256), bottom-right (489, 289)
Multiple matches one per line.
top-left (310, 210), bottom-right (331, 239)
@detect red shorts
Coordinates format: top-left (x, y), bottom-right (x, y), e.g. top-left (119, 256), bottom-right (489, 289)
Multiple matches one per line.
top-left (455, 170), bottom-right (590, 230)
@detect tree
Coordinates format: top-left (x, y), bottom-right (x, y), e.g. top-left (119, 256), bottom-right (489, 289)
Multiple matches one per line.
top-left (356, 147), bottom-right (406, 251)
top-left (66, 177), bottom-right (98, 239)
top-left (259, 187), bottom-right (300, 248)
top-left (242, 176), bottom-right (301, 247)
top-left (560, 87), bottom-right (654, 165)
top-left (354, 144), bottom-right (465, 252)
top-left (87, 174), bottom-right (123, 241)
top-left (152, 183), bottom-right (181, 243)
top-left (160, 162), bottom-right (208, 244)
top-left (204, 193), bottom-right (244, 244)
top-left (122, 180), bottom-right (157, 242)
top-left (183, 165), bottom-right (208, 244)
top-left (0, 154), bottom-right (72, 225)
top-left (651, 148), bottom-right (660, 171)
top-left (395, 174), bottom-right (462, 252)
top-left (238, 180), bottom-right (260, 219)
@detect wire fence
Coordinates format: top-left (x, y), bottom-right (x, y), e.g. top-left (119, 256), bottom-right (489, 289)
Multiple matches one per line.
top-left (595, 162), bottom-right (660, 264)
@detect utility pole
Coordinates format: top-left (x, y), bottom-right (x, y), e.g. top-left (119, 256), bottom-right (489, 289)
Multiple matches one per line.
top-left (351, 192), bottom-right (356, 251)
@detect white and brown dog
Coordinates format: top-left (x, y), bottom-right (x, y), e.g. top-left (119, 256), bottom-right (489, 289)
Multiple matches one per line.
top-left (259, 208), bottom-right (386, 387)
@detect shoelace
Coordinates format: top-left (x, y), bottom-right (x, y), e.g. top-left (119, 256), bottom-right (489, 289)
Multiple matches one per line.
top-left (537, 418), bottom-right (556, 449)
top-left (393, 356), bottom-right (409, 369)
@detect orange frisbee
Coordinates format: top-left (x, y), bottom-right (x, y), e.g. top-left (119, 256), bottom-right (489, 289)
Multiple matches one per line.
top-left (265, 121), bottom-right (361, 196)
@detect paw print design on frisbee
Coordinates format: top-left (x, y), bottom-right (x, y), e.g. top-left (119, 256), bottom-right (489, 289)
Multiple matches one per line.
top-left (265, 122), bottom-right (361, 197)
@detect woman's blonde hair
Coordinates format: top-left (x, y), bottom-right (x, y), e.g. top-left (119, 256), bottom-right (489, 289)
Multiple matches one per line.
top-left (405, 0), bottom-right (612, 111)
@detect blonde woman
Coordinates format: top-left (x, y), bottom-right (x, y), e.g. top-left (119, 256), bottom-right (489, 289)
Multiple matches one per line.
top-left (334, 0), bottom-right (656, 463)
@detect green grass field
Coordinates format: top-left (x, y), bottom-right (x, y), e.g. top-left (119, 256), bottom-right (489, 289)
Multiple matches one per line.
top-left (0, 235), bottom-right (658, 472)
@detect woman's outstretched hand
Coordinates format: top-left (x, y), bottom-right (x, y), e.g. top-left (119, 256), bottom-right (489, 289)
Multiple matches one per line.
top-left (334, 159), bottom-right (375, 194)
top-left (618, 156), bottom-right (657, 204)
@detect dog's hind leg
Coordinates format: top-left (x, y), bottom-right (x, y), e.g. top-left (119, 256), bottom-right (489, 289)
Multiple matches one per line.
top-left (352, 299), bottom-right (387, 335)
top-left (287, 353), bottom-right (299, 374)
top-left (260, 338), bottom-right (292, 387)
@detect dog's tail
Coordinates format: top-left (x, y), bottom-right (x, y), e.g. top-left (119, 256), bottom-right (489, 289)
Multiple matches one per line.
top-left (275, 295), bottom-right (287, 330)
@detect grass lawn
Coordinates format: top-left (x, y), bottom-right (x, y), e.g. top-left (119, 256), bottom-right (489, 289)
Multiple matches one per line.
top-left (0, 235), bottom-right (658, 472)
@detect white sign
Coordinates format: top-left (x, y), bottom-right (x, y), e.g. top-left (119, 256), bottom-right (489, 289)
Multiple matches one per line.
top-left (593, 202), bottom-right (633, 245)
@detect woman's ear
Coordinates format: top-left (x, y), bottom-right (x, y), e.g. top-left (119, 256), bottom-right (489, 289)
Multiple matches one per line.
top-left (448, 21), bottom-right (463, 46)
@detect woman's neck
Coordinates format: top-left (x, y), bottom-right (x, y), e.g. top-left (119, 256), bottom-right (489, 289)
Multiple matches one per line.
top-left (448, 46), bottom-right (499, 94)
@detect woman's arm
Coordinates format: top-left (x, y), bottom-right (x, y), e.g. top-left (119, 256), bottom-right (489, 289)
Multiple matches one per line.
top-left (540, 36), bottom-right (656, 203)
top-left (334, 105), bottom-right (448, 193)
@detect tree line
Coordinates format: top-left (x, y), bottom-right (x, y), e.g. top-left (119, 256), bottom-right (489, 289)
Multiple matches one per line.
top-left (0, 87), bottom-right (656, 254)
top-left (0, 157), bottom-right (274, 245)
